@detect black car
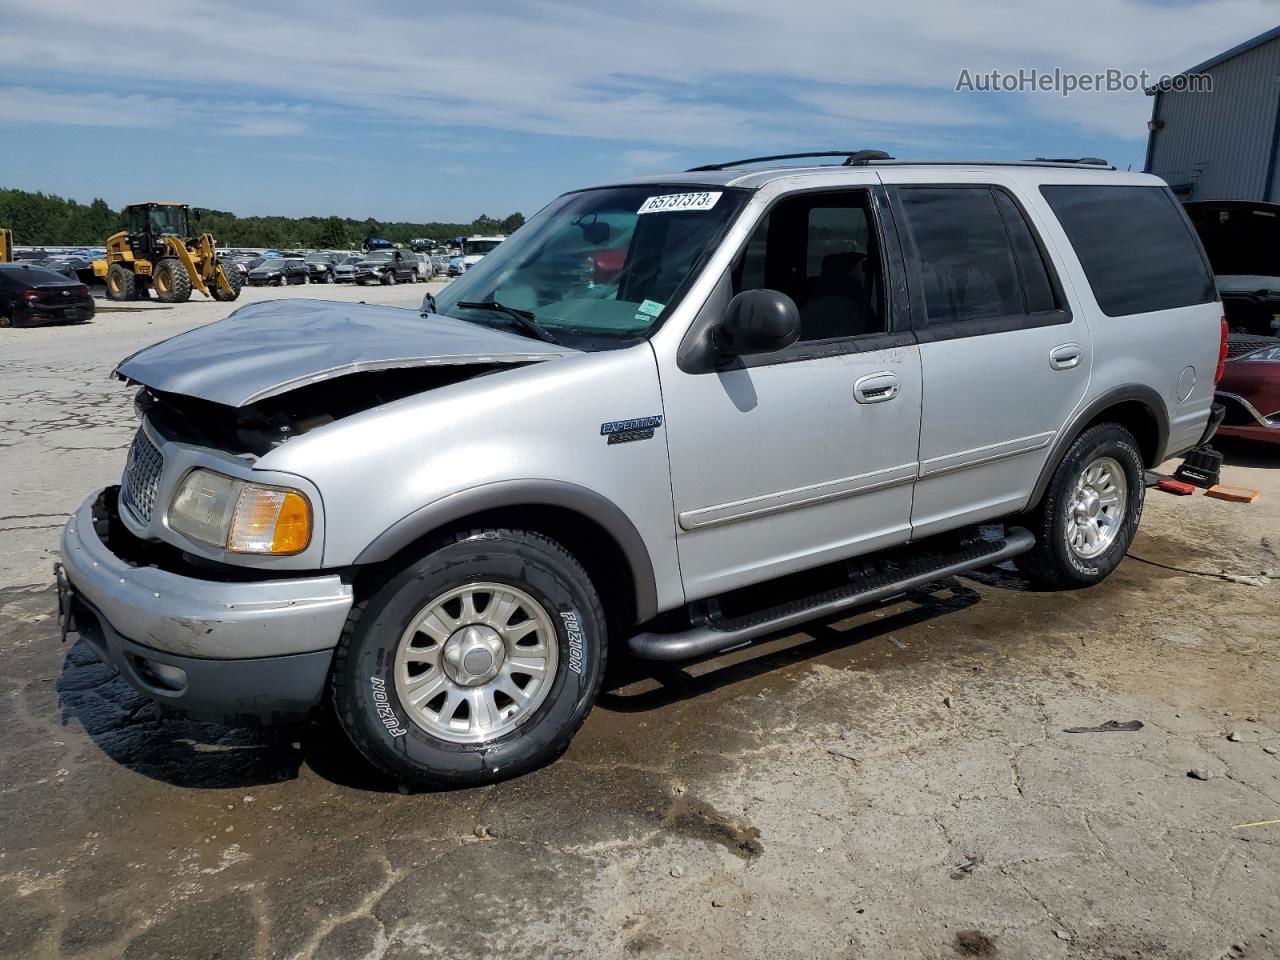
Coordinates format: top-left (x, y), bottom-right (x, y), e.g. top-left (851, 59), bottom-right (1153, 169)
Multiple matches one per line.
top-left (352, 249), bottom-right (419, 285)
top-left (247, 258), bottom-right (310, 286)
top-left (0, 263), bottom-right (95, 327)
top-left (303, 253), bottom-right (339, 283)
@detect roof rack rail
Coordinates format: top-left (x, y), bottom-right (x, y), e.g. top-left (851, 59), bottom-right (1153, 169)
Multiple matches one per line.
top-left (686, 150), bottom-right (894, 172)
top-left (1032, 156), bottom-right (1109, 166)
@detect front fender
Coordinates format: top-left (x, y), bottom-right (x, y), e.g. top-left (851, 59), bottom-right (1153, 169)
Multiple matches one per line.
top-left (354, 478), bottom-right (659, 622)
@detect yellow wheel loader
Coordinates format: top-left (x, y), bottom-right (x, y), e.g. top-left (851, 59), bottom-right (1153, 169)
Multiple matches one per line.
top-left (93, 203), bottom-right (241, 303)
top-left (0, 227), bottom-right (12, 263)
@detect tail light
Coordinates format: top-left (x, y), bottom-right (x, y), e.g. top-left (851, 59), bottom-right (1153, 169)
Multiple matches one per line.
top-left (1215, 316), bottom-right (1228, 383)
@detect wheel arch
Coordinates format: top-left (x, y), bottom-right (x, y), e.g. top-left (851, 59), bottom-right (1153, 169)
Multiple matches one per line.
top-left (1027, 385), bottom-right (1168, 510)
top-left (352, 480), bottom-right (659, 626)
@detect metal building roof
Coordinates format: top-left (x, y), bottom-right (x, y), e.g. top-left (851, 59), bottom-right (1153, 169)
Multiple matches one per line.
top-left (1160, 25), bottom-right (1280, 83)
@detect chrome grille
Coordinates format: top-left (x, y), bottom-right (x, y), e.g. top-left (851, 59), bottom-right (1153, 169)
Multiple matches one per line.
top-left (120, 429), bottom-right (163, 523)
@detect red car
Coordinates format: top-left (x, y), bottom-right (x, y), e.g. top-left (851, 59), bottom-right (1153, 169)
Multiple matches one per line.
top-left (1217, 335), bottom-right (1280, 444)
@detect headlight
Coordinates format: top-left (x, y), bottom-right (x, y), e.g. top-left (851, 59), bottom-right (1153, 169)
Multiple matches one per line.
top-left (1242, 344), bottom-right (1280, 362)
top-left (169, 468), bottom-right (312, 555)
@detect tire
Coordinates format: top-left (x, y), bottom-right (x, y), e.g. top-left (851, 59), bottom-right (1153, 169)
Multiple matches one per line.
top-left (382, 270), bottom-right (395, 286)
top-left (212, 265), bottom-right (243, 302)
top-left (153, 258), bottom-right (191, 303)
top-left (274, 277), bottom-right (284, 287)
top-left (1017, 423), bottom-right (1145, 589)
top-left (331, 529), bottom-right (607, 789)
top-left (106, 263), bottom-right (136, 302)
top-left (324, 270), bottom-right (335, 284)
top-left (412, 268), bottom-right (422, 283)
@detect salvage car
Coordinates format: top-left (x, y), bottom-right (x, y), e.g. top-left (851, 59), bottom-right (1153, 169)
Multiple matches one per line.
top-left (0, 263), bottom-right (94, 327)
top-left (58, 154), bottom-right (1224, 788)
top-left (1216, 334), bottom-right (1280, 444)
top-left (1186, 201), bottom-right (1280, 337)
top-left (247, 257), bottom-right (308, 286)
top-left (304, 253), bottom-right (339, 284)
top-left (353, 249), bottom-right (419, 285)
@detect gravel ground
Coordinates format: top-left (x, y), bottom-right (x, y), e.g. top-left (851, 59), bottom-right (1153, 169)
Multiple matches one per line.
top-left (1, 287), bottom-right (1278, 959)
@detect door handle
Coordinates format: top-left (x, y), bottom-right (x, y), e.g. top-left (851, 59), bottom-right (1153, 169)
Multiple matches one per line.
top-left (1049, 343), bottom-right (1083, 371)
top-left (854, 371), bottom-right (900, 404)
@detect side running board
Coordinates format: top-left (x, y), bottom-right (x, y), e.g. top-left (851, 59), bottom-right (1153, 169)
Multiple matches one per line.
top-left (628, 527), bottom-right (1036, 662)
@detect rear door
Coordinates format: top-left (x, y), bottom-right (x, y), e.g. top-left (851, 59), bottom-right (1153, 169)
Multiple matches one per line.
top-left (878, 172), bottom-right (1090, 537)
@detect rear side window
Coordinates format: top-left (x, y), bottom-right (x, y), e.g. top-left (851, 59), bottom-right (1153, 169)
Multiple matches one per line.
top-left (896, 187), bottom-right (1059, 328)
top-left (1040, 185), bottom-right (1216, 316)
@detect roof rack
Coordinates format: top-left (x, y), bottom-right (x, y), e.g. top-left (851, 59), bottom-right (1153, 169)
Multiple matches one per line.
top-left (1032, 156), bottom-right (1110, 166)
top-left (686, 150), bottom-right (894, 172)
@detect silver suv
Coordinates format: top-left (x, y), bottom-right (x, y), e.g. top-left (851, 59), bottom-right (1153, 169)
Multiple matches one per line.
top-left (58, 152), bottom-right (1226, 788)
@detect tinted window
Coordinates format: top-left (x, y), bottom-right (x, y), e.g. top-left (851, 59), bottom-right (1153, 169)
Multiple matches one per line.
top-left (1040, 185), bottom-right (1215, 316)
top-left (994, 191), bottom-right (1058, 314)
top-left (897, 187), bottom-right (1023, 326)
top-left (733, 190), bottom-right (885, 341)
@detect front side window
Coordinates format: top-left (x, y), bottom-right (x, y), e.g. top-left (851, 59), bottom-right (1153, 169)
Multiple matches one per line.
top-left (732, 189), bottom-right (886, 341)
top-left (1041, 184), bottom-right (1216, 317)
top-left (148, 206), bottom-right (188, 237)
top-left (433, 185), bottom-right (747, 349)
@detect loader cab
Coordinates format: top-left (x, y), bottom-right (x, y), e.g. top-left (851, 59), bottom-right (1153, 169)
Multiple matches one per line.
top-left (125, 203), bottom-right (191, 259)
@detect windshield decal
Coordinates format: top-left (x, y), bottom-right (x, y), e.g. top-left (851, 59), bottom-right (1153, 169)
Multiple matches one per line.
top-left (637, 192), bottom-right (722, 215)
top-left (634, 299), bottom-right (665, 323)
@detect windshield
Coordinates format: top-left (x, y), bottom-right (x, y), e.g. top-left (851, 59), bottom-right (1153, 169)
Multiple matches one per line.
top-left (256, 258), bottom-right (286, 269)
top-left (463, 239), bottom-right (504, 256)
top-left (148, 206), bottom-right (189, 237)
top-left (305, 254), bottom-right (331, 263)
top-left (434, 185), bottom-right (747, 348)
top-left (364, 251), bottom-right (394, 261)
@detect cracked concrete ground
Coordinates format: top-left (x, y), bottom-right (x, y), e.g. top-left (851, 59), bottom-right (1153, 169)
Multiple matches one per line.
top-left (1, 287), bottom-right (1278, 959)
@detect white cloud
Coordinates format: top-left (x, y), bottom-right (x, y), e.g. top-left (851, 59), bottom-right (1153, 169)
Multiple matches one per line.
top-left (0, 0), bottom-right (1275, 149)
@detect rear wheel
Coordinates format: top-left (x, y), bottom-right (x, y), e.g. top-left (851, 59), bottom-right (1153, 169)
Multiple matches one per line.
top-left (330, 529), bottom-right (606, 788)
top-left (106, 263), bottom-right (136, 302)
top-left (211, 265), bottom-right (243, 302)
top-left (153, 259), bottom-right (191, 303)
top-left (1018, 423), bottom-right (1145, 588)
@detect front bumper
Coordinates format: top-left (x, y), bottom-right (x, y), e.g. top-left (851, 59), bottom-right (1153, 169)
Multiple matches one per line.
top-left (58, 490), bottom-right (353, 724)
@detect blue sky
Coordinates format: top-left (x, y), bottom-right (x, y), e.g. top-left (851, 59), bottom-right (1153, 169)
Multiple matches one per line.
top-left (1, 0), bottom-right (1275, 222)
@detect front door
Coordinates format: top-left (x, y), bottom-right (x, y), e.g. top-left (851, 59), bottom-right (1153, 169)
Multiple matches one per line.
top-left (878, 172), bottom-right (1092, 536)
top-left (660, 186), bottom-right (924, 601)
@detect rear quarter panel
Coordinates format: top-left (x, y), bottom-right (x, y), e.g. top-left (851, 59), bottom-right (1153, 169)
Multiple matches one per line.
top-left (1023, 172), bottom-right (1221, 462)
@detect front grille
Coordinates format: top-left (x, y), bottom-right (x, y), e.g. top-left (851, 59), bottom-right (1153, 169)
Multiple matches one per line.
top-left (120, 428), bottom-right (163, 523)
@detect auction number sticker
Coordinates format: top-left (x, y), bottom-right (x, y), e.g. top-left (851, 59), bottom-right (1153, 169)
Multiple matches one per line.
top-left (638, 191), bottom-right (722, 215)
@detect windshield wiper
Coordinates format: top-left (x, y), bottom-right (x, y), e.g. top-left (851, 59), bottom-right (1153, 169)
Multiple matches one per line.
top-left (455, 300), bottom-right (561, 345)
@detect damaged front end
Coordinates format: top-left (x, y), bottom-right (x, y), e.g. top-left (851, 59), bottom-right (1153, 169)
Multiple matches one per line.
top-left (113, 298), bottom-right (577, 454)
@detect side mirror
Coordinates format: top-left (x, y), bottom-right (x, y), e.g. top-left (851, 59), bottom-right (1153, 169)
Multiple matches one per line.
top-left (713, 289), bottom-right (800, 357)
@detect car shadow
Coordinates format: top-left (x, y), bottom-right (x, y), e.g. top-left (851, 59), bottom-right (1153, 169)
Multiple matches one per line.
top-left (1214, 436), bottom-right (1278, 468)
top-left (57, 638), bottom-right (307, 789)
top-left (597, 576), bottom-right (991, 714)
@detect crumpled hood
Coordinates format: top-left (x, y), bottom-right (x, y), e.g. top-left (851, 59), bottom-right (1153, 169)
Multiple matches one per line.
top-left (114, 298), bottom-right (576, 407)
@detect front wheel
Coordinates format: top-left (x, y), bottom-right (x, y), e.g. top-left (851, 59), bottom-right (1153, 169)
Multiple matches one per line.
top-left (382, 271), bottom-right (395, 286)
top-left (330, 529), bottom-right (606, 789)
top-left (1017, 423), bottom-right (1145, 588)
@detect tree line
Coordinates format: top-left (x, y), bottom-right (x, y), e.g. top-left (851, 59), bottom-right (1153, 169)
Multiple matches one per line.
top-left (0, 187), bottom-right (525, 249)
